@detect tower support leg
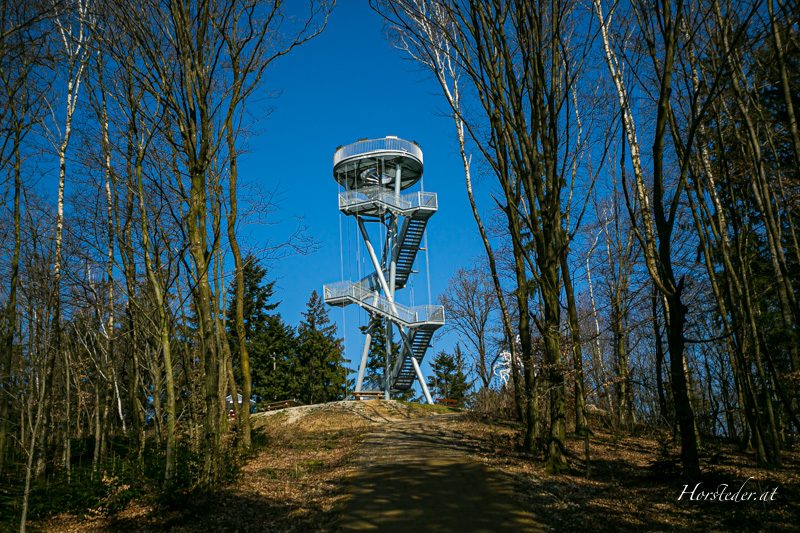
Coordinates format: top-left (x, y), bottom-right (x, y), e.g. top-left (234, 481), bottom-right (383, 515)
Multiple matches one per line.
top-left (411, 356), bottom-right (434, 405)
top-left (385, 320), bottom-right (392, 401)
top-left (355, 327), bottom-right (372, 393)
top-left (357, 219), bottom-right (397, 314)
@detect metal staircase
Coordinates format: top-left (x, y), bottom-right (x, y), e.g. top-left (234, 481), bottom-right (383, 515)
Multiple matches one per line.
top-left (335, 188), bottom-right (434, 293)
top-left (394, 216), bottom-right (427, 290)
top-left (391, 325), bottom-right (438, 391)
top-left (323, 206), bottom-right (443, 391)
top-left (323, 279), bottom-right (444, 328)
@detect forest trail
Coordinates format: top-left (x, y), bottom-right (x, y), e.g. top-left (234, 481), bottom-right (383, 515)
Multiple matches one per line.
top-left (340, 414), bottom-right (545, 532)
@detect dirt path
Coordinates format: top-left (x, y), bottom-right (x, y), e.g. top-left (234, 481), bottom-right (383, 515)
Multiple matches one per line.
top-left (340, 414), bottom-right (545, 532)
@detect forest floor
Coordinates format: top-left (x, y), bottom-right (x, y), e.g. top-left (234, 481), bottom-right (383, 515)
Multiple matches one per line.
top-left (450, 414), bottom-right (800, 532)
top-left (33, 401), bottom-right (800, 532)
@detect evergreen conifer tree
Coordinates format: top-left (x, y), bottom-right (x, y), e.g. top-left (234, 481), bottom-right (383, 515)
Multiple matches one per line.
top-left (255, 316), bottom-right (298, 403)
top-left (428, 344), bottom-right (471, 404)
top-left (295, 291), bottom-right (346, 404)
top-left (360, 316), bottom-right (401, 378)
top-left (227, 255), bottom-right (297, 403)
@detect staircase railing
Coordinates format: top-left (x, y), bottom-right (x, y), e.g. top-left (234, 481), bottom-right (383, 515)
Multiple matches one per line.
top-left (339, 187), bottom-right (437, 213)
top-left (323, 280), bottom-right (445, 327)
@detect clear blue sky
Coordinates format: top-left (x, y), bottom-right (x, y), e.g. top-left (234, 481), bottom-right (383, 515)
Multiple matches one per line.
top-left (236, 1), bottom-right (493, 389)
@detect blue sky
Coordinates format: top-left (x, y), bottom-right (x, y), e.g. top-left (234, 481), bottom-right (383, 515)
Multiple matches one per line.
top-left (236, 1), bottom-right (494, 387)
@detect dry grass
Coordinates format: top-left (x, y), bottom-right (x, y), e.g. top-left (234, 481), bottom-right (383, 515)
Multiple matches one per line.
top-left (449, 412), bottom-right (800, 532)
top-left (34, 402), bottom-right (796, 532)
top-left (33, 400), bottom-right (453, 532)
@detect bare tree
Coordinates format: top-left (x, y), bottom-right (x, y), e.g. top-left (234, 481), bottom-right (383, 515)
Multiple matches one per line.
top-left (381, 0), bottom-right (525, 420)
top-left (593, 0), bottom-right (759, 477)
top-left (220, 0), bottom-right (331, 449)
top-left (105, 0), bottom-right (331, 483)
top-left (376, 0), bottom-right (596, 473)
top-left (439, 261), bottom-right (500, 394)
top-left (0, 0), bottom-right (53, 476)
top-left (47, 0), bottom-right (94, 482)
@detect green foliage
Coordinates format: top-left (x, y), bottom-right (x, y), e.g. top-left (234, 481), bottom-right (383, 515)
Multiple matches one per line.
top-left (227, 255), bottom-right (297, 404)
top-left (295, 291), bottom-right (346, 404)
top-left (227, 254), bottom-right (280, 337)
top-left (428, 344), bottom-right (472, 404)
top-left (360, 316), bottom-right (401, 379)
top-left (226, 261), bottom-right (349, 406)
top-left (393, 388), bottom-right (419, 402)
top-left (252, 315), bottom-right (298, 403)
top-left (0, 435), bottom-right (210, 530)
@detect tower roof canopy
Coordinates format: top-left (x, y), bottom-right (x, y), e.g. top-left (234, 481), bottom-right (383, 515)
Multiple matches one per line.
top-left (333, 136), bottom-right (423, 190)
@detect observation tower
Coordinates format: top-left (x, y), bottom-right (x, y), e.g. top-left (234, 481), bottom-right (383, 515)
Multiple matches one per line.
top-left (323, 136), bottom-right (445, 403)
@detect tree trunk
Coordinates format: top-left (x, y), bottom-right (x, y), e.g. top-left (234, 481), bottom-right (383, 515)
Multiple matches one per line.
top-left (135, 146), bottom-right (177, 484)
top-left (20, 380), bottom-right (46, 533)
top-left (0, 121), bottom-right (22, 475)
top-left (612, 297), bottom-right (633, 428)
top-left (541, 252), bottom-right (568, 474)
top-left (653, 288), bottom-right (670, 430)
top-left (506, 208), bottom-right (538, 452)
top-left (561, 254), bottom-right (587, 435)
top-left (211, 222), bottom-right (236, 438)
top-left (117, 151), bottom-right (145, 462)
top-left (664, 284), bottom-right (700, 477)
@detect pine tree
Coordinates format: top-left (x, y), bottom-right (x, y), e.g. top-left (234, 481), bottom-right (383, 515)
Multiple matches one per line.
top-left (227, 255), bottom-right (296, 403)
top-left (428, 344), bottom-right (471, 404)
top-left (253, 315), bottom-right (298, 403)
top-left (295, 291), bottom-right (346, 404)
top-left (226, 255), bottom-right (278, 347)
top-left (394, 387), bottom-right (419, 402)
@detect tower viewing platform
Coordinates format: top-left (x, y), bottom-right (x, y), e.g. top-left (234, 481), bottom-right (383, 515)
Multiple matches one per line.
top-left (333, 136), bottom-right (423, 190)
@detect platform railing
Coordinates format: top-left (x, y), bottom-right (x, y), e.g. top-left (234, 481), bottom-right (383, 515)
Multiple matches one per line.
top-left (338, 187), bottom-right (437, 213)
top-left (352, 272), bottom-right (381, 293)
top-left (323, 280), bottom-right (445, 326)
top-left (333, 137), bottom-right (423, 167)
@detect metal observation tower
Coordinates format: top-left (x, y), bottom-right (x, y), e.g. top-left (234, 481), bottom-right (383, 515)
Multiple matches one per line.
top-left (323, 136), bottom-right (445, 403)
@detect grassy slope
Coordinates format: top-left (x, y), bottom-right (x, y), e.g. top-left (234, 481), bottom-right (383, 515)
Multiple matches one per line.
top-left (32, 402), bottom-right (798, 532)
top-left (32, 400), bottom-right (454, 532)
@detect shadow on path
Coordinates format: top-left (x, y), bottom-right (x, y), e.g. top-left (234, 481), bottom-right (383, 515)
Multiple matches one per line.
top-left (340, 415), bottom-right (545, 532)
